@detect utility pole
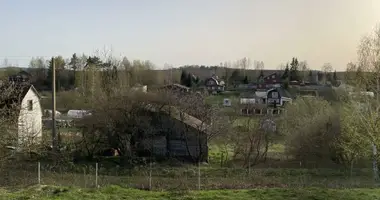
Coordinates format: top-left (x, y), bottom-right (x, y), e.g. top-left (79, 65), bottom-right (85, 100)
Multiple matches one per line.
top-left (51, 57), bottom-right (57, 151)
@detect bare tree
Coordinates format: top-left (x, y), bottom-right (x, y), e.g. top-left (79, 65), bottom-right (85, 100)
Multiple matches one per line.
top-left (239, 57), bottom-right (251, 78)
top-left (2, 58), bottom-right (9, 68)
top-left (299, 60), bottom-right (309, 82)
top-left (253, 60), bottom-right (264, 81)
top-left (322, 63), bottom-right (333, 84)
top-left (231, 116), bottom-right (275, 167)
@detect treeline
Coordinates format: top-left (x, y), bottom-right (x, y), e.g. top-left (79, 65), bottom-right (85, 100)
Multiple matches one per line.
top-left (24, 54), bottom-right (168, 92)
top-left (177, 57), bottom-right (340, 88)
top-left (3, 54), bottom-right (342, 92)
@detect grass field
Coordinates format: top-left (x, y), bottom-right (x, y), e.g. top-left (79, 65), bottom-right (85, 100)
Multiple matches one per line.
top-left (2, 185), bottom-right (380, 200)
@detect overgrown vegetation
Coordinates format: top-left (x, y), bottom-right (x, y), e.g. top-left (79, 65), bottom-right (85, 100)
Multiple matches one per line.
top-left (1, 22), bottom-right (380, 199)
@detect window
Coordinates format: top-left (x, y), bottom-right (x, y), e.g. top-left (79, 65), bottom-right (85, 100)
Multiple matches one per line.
top-left (271, 92), bottom-right (278, 98)
top-left (247, 108), bottom-right (254, 115)
top-left (254, 109), bottom-right (262, 115)
top-left (27, 100), bottom-right (33, 111)
top-left (241, 109), bottom-right (248, 115)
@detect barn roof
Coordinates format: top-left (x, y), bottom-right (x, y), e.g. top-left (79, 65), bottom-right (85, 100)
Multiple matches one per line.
top-left (144, 104), bottom-right (210, 133)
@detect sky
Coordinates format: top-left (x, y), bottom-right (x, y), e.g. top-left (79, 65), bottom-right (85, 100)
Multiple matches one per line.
top-left (0, 0), bottom-right (379, 70)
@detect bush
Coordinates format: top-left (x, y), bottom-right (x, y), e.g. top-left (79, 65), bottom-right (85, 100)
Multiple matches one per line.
top-left (279, 97), bottom-right (341, 164)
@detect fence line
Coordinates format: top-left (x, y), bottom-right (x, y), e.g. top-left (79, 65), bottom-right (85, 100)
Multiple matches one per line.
top-left (0, 161), bottom-right (377, 190)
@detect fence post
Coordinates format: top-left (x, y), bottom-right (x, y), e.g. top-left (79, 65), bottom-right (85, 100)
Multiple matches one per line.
top-left (38, 162), bottom-right (41, 185)
top-left (149, 161), bottom-right (152, 191)
top-left (248, 157), bottom-right (251, 176)
top-left (84, 167), bottom-right (87, 188)
top-left (198, 161), bottom-right (201, 190)
top-left (95, 163), bottom-right (98, 188)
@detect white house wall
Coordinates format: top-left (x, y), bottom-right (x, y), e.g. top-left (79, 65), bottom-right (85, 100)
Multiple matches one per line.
top-left (17, 88), bottom-right (42, 145)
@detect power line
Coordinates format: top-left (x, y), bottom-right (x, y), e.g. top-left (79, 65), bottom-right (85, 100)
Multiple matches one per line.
top-left (0, 56), bottom-right (53, 58)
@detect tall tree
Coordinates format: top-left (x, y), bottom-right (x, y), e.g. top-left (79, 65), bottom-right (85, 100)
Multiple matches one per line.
top-left (1, 58), bottom-right (9, 68)
top-left (322, 63), bottom-right (333, 84)
top-left (85, 56), bottom-right (103, 99)
top-left (300, 61), bottom-right (309, 82)
top-left (47, 56), bottom-right (66, 91)
top-left (229, 69), bottom-right (241, 84)
top-left (243, 76), bottom-right (249, 84)
top-left (347, 23), bottom-right (380, 180)
top-left (186, 73), bottom-right (193, 87)
top-left (28, 57), bottom-right (48, 89)
top-left (257, 70), bottom-right (264, 83)
top-left (308, 70), bottom-right (313, 82)
top-left (289, 57), bottom-right (300, 81)
top-left (282, 63), bottom-right (290, 80)
top-left (333, 70), bottom-right (338, 81)
top-left (180, 70), bottom-right (188, 86)
top-left (345, 62), bottom-right (358, 85)
top-left (317, 71), bottom-right (324, 83)
top-left (69, 53), bottom-right (79, 88)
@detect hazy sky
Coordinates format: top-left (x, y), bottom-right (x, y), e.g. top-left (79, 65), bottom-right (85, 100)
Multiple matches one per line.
top-left (0, 0), bottom-right (379, 70)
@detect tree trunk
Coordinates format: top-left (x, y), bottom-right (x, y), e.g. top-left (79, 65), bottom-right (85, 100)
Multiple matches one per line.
top-left (350, 159), bottom-right (354, 178)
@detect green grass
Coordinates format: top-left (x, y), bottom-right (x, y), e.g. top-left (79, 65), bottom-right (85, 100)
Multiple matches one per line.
top-left (2, 185), bottom-right (380, 200)
top-left (205, 94), bottom-right (239, 106)
top-left (3, 162), bottom-right (377, 190)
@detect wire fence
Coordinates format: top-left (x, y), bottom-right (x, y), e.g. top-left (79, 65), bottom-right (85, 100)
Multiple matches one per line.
top-left (0, 161), bottom-right (377, 190)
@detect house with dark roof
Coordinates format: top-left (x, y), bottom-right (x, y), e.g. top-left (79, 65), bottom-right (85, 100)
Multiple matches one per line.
top-left (267, 88), bottom-right (293, 108)
top-left (0, 83), bottom-right (42, 147)
top-left (263, 72), bottom-right (282, 84)
top-left (8, 71), bottom-right (31, 83)
top-left (141, 104), bottom-right (209, 162)
top-left (205, 75), bottom-right (225, 94)
top-left (256, 72), bottom-right (282, 90)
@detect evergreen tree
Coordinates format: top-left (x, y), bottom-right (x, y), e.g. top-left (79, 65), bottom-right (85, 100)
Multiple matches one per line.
top-left (229, 69), bottom-right (241, 84)
top-left (69, 53), bottom-right (79, 88)
top-left (180, 70), bottom-right (188, 86)
top-left (243, 76), bottom-right (249, 84)
top-left (193, 75), bottom-right (200, 85)
top-left (333, 70), bottom-right (338, 81)
top-left (282, 64), bottom-right (290, 80)
top-left (186, 73), bottom-right (193, 87)
top-left (257, 70), bottom-right (264, 83)
top-left (259, 70), bottom-right (264, 78)
top-left (289, 57), bottom-right (300, 81)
